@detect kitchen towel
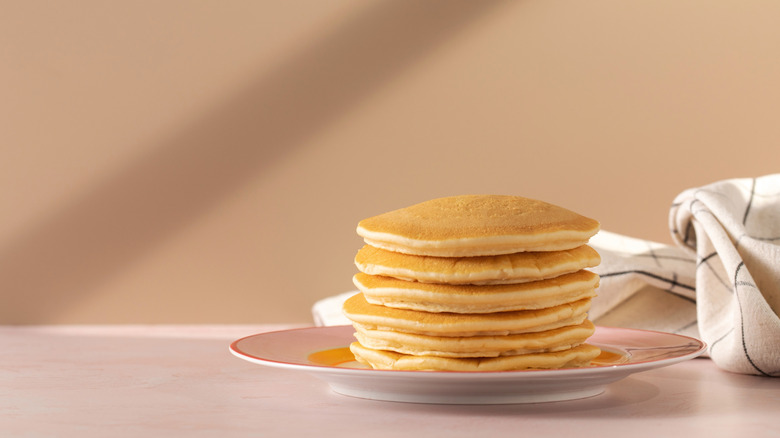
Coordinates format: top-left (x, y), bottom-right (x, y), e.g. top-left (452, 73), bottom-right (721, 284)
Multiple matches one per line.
top-left (667, 174), bottom-right (780, 376)
top-left (312, 175), bottom-right (780, 376)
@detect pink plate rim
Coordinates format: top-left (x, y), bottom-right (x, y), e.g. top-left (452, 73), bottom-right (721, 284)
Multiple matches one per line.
top-left (229, 325), bottom-right (706, 376)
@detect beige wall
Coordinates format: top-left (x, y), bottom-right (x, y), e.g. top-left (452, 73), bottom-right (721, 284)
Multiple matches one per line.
top-left (2, 1), bottom-right (779, 324)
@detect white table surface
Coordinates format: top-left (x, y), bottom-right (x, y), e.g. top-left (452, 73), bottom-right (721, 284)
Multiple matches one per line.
top-left (2, 324), bottom-right (779, 438)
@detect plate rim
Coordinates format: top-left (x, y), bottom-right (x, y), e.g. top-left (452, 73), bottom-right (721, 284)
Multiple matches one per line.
top-left (229, 324), bottom-right (706, 378)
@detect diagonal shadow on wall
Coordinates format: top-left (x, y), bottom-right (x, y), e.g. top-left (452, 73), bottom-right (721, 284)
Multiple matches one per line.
top-left (0, 0), bottom-right (508, 323)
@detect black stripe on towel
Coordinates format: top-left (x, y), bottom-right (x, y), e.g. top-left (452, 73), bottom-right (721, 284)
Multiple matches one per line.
top-left (734, 262), bottom-right (771, 377)
top-left (599, 270), bottom-right (696, 303)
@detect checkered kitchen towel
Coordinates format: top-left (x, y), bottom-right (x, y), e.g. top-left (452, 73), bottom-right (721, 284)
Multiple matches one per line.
top-left (312, 175), bottom-right (780, 376)
top-left (592, 175), bottom-right (780, 376)
top-left (671, 175), bottom-right (780, 376)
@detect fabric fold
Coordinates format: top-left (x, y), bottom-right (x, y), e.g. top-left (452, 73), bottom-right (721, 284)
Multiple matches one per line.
top-left (668, 174), bottom-right (780, 376)
top-left (588, 231), bottom-right (699, 339)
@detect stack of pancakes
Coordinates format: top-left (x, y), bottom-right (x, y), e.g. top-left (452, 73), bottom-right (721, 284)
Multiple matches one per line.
top-left (342, 195), bottom-right (602, 371)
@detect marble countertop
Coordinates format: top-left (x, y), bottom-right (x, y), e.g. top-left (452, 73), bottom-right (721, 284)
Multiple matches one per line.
top-left (2, 324), bottom-right (778, 437)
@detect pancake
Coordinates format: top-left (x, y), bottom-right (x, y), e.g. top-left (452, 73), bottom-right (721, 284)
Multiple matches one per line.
top-left (342, 292), bottom-right (592, 337)
top-left (356, 195), bottom-right (600, 257)
top-left (350, 341), bottom-right (601, 371)
top-left (353, 319), bottom-right (596, 358)
top-left (354, 244), bottom-right (600, 285)
top-left (353, 270), bottom-right (599, 313)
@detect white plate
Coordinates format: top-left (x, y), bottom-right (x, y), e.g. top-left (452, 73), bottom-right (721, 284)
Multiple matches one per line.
top-left (230, 325), bottom-right (705, 404)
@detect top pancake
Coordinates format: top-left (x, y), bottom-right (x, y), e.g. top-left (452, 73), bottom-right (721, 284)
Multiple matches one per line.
top-left (356, 195), bottom-right (600, 257)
